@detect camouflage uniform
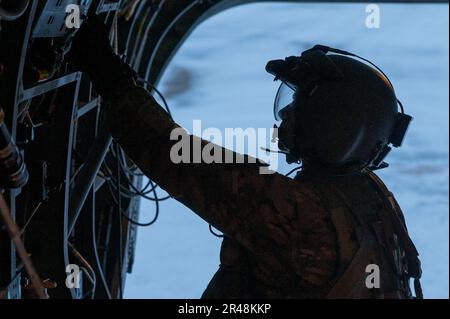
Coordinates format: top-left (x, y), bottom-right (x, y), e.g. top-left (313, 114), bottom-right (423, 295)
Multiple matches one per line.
top-left (106, 83), bottom-right (421, 299)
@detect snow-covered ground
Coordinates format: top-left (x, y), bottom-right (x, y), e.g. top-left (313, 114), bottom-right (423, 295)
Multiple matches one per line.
top-left (124, 3), bottom-right (449, 299)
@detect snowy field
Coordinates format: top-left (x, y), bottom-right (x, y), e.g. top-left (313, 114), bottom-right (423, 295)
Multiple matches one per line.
top-left (124, 3), bottom-right (449, 299)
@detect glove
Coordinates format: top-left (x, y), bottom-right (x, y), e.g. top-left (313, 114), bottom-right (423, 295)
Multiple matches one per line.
top-left (68, 15), bottom-right (137, 98)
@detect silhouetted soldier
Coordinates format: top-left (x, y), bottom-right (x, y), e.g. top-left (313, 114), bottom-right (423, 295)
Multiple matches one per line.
top-left (70, 17), bottom-right (422, 298)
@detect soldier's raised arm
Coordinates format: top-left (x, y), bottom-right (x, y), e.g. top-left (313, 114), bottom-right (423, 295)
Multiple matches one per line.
top-left (106, 83), bottom-right (318, 253)
top-left (69, 16), bottom-right (314, 256)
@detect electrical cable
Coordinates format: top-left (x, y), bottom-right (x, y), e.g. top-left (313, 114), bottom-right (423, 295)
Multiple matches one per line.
top-left (68, 242), bottom-right (97, 299)
top-left (102, 158), bottom-right (170, 201)
top-left (137, 77), bottom-right (173, 120)
top-left (0, 192), bottom-right (46, 299)
top-left (19, 201), bottom-right (43, 236)
top-left (0, 0), bottom-right (29, 21)
top-left (116, 142), bottom-right (124, 299)
top-left (91, 200), bottom-right (113, 299)
top-left (105, 175), bottom-right (159, 227)
top-left (80, 267), bottom-right (96, 299)
top-left (103, 146), bottom-right (171, 200)
top-left (104, 150), bottom-right (156, 195)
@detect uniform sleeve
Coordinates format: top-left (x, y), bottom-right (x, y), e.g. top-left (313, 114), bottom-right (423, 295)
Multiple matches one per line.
top-left (106, 84), bottom-right (318, 256)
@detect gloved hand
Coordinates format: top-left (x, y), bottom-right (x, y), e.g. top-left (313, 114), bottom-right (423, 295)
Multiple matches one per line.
top-left (68, 15), bottom-right (137, 98)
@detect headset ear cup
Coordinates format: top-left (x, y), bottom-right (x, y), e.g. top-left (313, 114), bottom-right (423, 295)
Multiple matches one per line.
top-left (390, 113), bottom-right (413, 147)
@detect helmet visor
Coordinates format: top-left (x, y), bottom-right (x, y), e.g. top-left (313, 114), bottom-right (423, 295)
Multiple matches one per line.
top-left (274, 82), bottom-right (296, 121)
